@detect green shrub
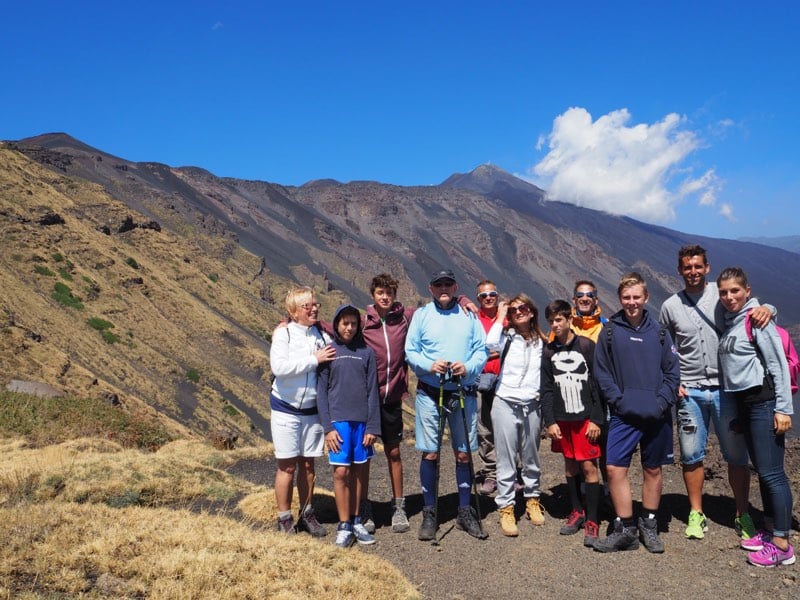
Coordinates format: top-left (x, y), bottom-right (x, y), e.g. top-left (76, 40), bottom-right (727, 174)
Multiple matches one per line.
top-left (87, 317), bottom-right (114, 331)
top-left (186, 368), bottom-right (200, 383)
top-left (52, 282), bottom-right (84, 310)
top-left (208, 273), bottom-right (219, 282)
top-left (101, 330), bottom-right (121, 344)
top-left (52, 252), bottom-right (65, 262)
top-left (34, 264), bottom-right (55, 277)
top-left (58, 268), bottom-right (73, 281)
top-left (125, 257), bottom-right (139, 269)
top-left (222, 404), bottom-right (240, 417)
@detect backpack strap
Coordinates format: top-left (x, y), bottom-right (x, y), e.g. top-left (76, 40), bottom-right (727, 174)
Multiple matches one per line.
top-left (744, 310), bottom-right (754, 343)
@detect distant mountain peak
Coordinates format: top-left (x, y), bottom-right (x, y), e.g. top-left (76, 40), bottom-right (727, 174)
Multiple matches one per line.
top-left (441, 163), bottom-right (545, 199)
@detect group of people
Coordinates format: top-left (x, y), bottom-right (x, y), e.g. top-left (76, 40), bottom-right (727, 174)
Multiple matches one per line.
top-left (267, 244), bottom-right (795, 567)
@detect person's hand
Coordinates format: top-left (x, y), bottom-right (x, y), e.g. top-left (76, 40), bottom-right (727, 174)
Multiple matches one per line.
top-left (463, 301), bottom-right (479, 315)
top-left (448, 361), bottom-right (467, 378)
top-left (774, 413), bottom-right (792, 436)
top-left (546, 423), bottom-right (562, 440)
top-left (750, 305), bottom-right (772, 329)
top-left (325, 430), bottom-right (342, 453)
top-left (363, 433), bottom-right (376, 447)
top-left (586, 422), bottom-right (601, 443)
top-left (678, 384), bottom-right (689, 399)
top-left (431, 359), bottom-right (451, 376)
top-left (315, 345), bottom-right (336, 364)
top-left (496, 300), bottom-right (509, 319)
top-left (274, 318), bottom-right (290, 330)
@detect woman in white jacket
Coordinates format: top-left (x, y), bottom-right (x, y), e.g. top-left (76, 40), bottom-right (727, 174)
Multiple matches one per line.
top-left (717, 267), bottom-right (794, 568)
top-left (485, 293), bottom-right (547, 536)
top-left (269, 287), bottom-right (335, 536)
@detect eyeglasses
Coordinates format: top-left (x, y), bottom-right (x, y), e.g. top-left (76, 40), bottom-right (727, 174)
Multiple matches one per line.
top-left (478, 291), bottom-right (498, 299)
top-left (508, 305), bottom-right (531, 316)
top-left (574, 291), bottom-right (596, 299)
top-left (300, 302), bottom-right (322, 311)
top-left (432, 281), bottom-right (455, 288)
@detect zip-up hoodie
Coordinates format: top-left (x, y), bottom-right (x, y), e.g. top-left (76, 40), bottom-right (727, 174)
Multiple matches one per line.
top-left (316, 305), bottom-right (381, 435)
top-left (362, 302), bottom-right (415, 405)
top-left (269, 321), bottom-right (331, 412)
top-left (718, 297), bottom-right (793, 415)
top-left (593, 308), bottom-right (680, 421)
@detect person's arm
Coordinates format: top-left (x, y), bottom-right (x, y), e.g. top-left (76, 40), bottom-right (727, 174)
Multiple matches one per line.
top-left (365, 349), bottom-right (381, 439)
top-left (658, 330), bottom-right (681, 412)
top-left (539, 348), bottom-right (557, 429)
top-left (457, 294), bottom-right (478, 315)
top-left (404, 309), bottom-right (433, 375)
top-left (592, 325), bottom-right (622, 410)
top-left (754, 325), bottom-right (794, 417)
top-left (316, 363), bottom-right (334, 433)
top-left (269, 327), bottom-right (317, 377)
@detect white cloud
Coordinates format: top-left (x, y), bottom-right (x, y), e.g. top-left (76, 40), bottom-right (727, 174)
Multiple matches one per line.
top-left (212, 21), bottom-right (224, 31)
top-left (530, 107), bottom-right (725, 224)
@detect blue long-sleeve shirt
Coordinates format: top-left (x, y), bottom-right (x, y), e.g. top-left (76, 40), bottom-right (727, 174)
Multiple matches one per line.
top-left (405, 301), bottom-right (488, 390)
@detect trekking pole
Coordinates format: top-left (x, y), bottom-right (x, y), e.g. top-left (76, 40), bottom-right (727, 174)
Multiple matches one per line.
top-left (430, 371), bottom-right (448, 546)
top-left (457, 376), bottom-right (488, 539)
top-left (295, 472), bottom-right (317, 533)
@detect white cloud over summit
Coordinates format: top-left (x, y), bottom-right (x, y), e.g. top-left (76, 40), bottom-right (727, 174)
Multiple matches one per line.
top-left (531, 107), bottom-right (730, 224)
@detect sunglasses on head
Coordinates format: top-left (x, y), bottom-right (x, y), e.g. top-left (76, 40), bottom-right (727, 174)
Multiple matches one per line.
top-left (478, 291), bottom-right (498, 299)
top-left (574, 291), bottom-right (596, 298)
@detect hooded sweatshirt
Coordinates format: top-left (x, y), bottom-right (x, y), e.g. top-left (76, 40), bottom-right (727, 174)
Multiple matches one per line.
top-left (316, 304), bottom-right (381, 435)
top-left (362, 301), bottom-right (415, 405)
top-left (593, 308), bottom-right (680, 421)
top-left (718, 297), bottom-right (793, 415)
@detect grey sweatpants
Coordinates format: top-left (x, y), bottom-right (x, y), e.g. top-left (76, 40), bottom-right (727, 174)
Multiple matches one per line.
top-left (491, 395), bottom-right (542, 509)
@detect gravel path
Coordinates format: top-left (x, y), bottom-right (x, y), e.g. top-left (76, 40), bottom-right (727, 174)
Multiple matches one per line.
top-left (228, 417), bottom-right (800, 600)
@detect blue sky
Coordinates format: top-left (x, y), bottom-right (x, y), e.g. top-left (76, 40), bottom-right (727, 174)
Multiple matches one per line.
top-left (2, 1), bottom-right (798, 239)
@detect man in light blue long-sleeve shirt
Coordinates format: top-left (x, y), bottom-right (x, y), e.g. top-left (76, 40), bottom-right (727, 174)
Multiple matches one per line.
top-left (405, 269), bottom-right (488, 541)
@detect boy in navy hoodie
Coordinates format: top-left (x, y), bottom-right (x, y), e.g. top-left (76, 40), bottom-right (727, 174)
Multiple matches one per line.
top-left (317, 305), bottom-right (381, 548)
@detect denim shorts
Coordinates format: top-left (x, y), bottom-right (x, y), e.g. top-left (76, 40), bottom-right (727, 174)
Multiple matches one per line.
top-left (677, 386), bottom-right (749, 466)
top-left (415, 387), bottom-right (477, 453)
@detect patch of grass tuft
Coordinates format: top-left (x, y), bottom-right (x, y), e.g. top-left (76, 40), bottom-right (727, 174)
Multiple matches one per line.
top-left (125, 256), bottom-right (139, 269)
top-left (186, 368), bottom-right (200, 383)
top-left (34, 264), bottom-right (55, 277)
top-left (222, 404), bottom-right (240, 418)
top-left (52, 282), bottom-right (84, 310)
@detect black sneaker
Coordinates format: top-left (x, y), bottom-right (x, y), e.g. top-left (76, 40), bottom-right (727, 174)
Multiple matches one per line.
top-left (593, 519), bottom-right (639, 553)
top-left (297, 509), bottom-right (328, 537)
top-left (456, 506), bottom-right (488, 540)
top-left (359, 499), bottom-right (376, 534)
top-left (638, 516), bottom-right (665, 553)
top-left (418, 505), bottom-right (438, 541)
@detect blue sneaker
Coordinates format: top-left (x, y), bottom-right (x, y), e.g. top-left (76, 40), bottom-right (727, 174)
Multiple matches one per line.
top-left (334, 527), bottom-right (355, 548)
top-left (353, 522), bottom-right (376, 545)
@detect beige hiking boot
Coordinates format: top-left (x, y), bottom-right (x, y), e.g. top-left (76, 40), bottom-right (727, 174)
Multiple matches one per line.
top-left (526, 497), bottom-right (545, 526)
top-left (499, 504), bottom-right (519, 537)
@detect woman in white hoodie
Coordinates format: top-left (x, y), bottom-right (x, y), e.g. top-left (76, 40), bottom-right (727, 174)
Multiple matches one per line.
top-left (717, 267), bottom-right (794, 568)
top-left (269, 287), bottom-right (335, 536)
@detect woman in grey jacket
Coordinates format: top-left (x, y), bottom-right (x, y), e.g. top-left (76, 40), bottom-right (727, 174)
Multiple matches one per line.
top-left (717, 267), bottom-right (794, 568)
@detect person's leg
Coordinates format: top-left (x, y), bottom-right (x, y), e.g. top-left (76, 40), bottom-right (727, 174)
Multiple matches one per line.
top-left (332, 465), bottom-right (351, 523)
top-left (677, 388), bottom-right (710, 515)
top-left (607, 465), bottom-right (633, 517)
top-left (520, 402), bottom-right (544, 525)
top-left (491, 396), bottom-right (519, 510)
top-left (713, 388), bottom-right (753, 524)
top-left (297, 457), bottom-right (315, 507)
top-left (641, 466), bottom-right (663, 514)
top-left (275, 457), bottom-right (298, 512)
top-left (477, 389), bottom-right (496, 491)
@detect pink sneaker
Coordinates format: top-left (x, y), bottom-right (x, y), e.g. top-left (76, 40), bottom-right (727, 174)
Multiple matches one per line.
top-left (740, 530), bottom-right (771, 551)
top-left (747, 542), bottom-right (796, 567)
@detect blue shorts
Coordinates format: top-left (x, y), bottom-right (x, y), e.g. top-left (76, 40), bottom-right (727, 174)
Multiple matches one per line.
top-left (415, 387), bottom-right (478, 453)
top-left (606, 414), bottom-right (674, 468)
top-left (677, 386), bottom-right (749, 466)
top-left (328, 421), bottom-right (375, 466)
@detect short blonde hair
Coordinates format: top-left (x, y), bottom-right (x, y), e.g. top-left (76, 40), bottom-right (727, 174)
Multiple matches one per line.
top-left (285, 286), bottom-right (314, 318)
top-left (617, 272), bottom-right (648, 297)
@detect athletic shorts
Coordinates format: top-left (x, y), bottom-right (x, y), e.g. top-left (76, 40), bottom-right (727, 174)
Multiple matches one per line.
top-left (328, 421), bottom-right (375, 466)
top-left (605, 414), bottom-right (674, 468)
top-left (557, 419), bottom-right (602, 462)
top-left (271, 410), bottom-right (324, 459)
top-left (380, 402), bottom-right (404, 445)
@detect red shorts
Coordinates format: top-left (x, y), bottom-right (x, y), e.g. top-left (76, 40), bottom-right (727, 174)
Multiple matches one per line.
top-left (556, 419), bottom-right (601, 462)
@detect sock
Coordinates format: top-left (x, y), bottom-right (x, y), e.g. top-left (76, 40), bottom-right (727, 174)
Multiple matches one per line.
top-left (456, 462), bottom-right (472, 507)
top-left (394, 497), bottom-right (405, 509)
top-left (584, 482), bottom-right (600, 524)
top-left (621, 516), bottom-right (636, 529)
top-left (420, 458), bottom-right (437, 507)
top-left (278, 510), bottom-right (292, 521)
top-left (566, 476), bottom-right (581, 512)
top-left (352, 514), bottom-right (360, 525)
top-left (302, 504), bottom-right (313, 517)
top-left (642, 508), bottom-right (658, 521)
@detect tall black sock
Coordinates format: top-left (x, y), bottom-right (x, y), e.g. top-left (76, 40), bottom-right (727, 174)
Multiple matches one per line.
top-left (566, 476), bottom-right (581, 512)
top-left (585, 481), bottom-right (600, 524)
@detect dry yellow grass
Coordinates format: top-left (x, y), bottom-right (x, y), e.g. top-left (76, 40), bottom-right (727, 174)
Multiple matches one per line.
top-left (0, 502), bottom-right (419, 599)
top-left (0, 437), bottom-right (419, 599)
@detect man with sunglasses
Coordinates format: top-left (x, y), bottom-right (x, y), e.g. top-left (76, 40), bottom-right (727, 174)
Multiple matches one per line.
top-left (475, 280), bottom-right (503, 495)
top-left (406, 269), bottom-right (489, 540)
top-left (570, 280), bottom-right (607, 343)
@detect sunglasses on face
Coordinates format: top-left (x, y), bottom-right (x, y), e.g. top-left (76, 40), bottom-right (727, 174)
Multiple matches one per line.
top-left (478, 291), bottom-right (498, 299)
top-left (508, 305), bottom-right (531, 316)
top-left (300, 302), bottom-right (322, 310)
top-left (574, 291), bottom-right (596, 299)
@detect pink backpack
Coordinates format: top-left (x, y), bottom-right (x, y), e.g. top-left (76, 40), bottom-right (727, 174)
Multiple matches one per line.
top-left (745, 312), bottom-right (800, 394)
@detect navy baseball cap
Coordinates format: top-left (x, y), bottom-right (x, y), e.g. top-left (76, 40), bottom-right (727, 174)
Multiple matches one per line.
top-left (430, 269), bottom-right (457, 285)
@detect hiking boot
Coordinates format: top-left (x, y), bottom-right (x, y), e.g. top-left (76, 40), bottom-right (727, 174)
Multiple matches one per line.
top-left (334, 523), bottom-right (354, 548)
top-left (359, 499), bottom-right (376, 534)
top-left (747, 541), bottom-right (796, 567)
top-left (456, 505), bottom-right (488, 539)
top-left (560, 509), bottom-right (585, 535)
top-left (276, 515), bottom-right (296, 534)
top-left (593, 519), bottom-right (639, 553)
top-left (391, 498), bottom-right (410, 533)
top-left (498, 504), bottom-right (519, 537)
top-left (479, 478), bottom-right (497, 495)
top-left (741, 530), bottom-right (772, 551)
top-left (353, 522), bottom-right (376, 545)
top-left (297, 508), bottom-right (327, 537)
top-left (583, 520), bottom-right (600, 547)
top-left (638, 516), bottom-right (665, 553)
top-left (525, 497), bottom-right (545, 526)
top-left (685, 510), bottom-right (708, 540)
top-left (735, 513), bottom-right (757, 540)
top-left (418, 505), bottom-right (438, 541)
